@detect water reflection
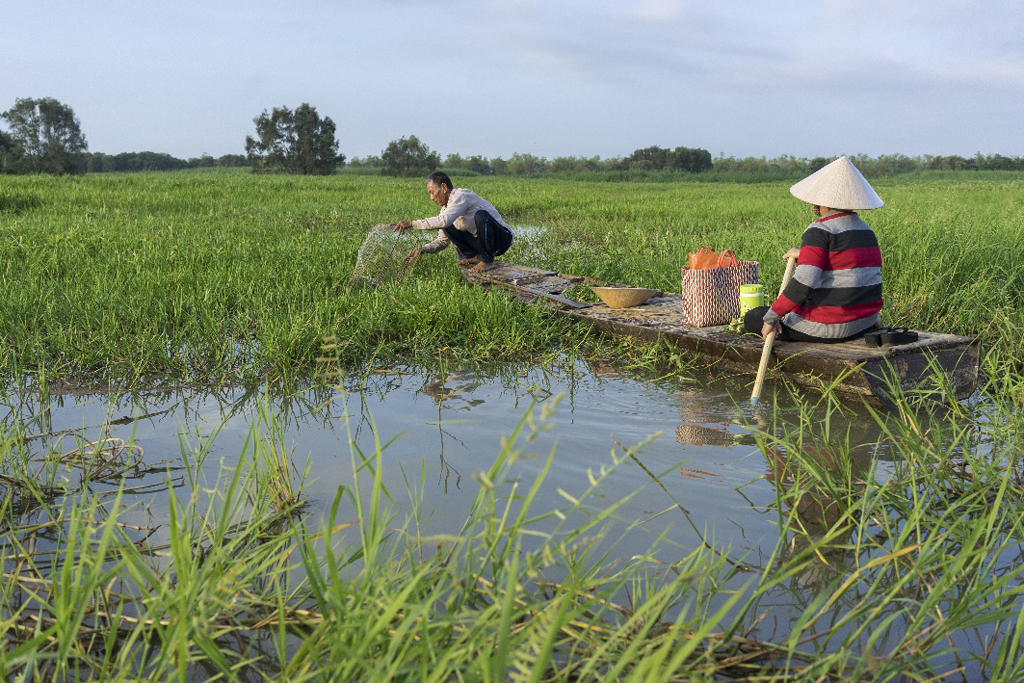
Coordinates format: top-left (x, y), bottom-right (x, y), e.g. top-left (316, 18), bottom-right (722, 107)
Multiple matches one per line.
top-left (417, 371), bottom-right (480, 492)
top-left (670, 385), bottom-right (893, 588)
top-left (764, 437), bottom-right (876, 587)
top-left (419, 371), bottom-right (485, 409)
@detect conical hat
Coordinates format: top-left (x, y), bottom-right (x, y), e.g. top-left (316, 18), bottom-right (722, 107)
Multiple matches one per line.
top-left (790, 156), bottom-right (884, 210)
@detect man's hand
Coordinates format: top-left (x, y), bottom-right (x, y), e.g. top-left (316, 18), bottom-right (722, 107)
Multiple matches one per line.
top-left (404, 247), bottom-right (422, 264)
top-left (393, 221), bottom-right (412, 233)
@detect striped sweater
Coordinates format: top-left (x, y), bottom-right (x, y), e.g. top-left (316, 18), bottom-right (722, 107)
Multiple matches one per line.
top-left (763, 211), bottom-right (883, 339)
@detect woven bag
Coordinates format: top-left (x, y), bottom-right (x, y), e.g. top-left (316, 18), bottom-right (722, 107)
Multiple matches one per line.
top-left (681, 260), bottom-right (759, 327)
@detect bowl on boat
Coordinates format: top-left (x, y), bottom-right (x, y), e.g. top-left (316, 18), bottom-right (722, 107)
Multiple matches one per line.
top-left (591, 287), bottom-right (659, 309)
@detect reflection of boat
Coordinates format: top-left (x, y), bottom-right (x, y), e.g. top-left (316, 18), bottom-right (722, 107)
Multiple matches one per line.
top-left (464, 263), bottom-right (980, 406)
top-left (419, 373), bottom-right (484, 408)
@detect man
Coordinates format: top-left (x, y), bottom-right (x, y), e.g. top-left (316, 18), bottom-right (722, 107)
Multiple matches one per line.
top-left (393, 171), bottom-right (513, 273)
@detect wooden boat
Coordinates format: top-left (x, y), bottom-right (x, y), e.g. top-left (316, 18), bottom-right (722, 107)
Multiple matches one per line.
top-left (463, 263), bottom-right (981, 405)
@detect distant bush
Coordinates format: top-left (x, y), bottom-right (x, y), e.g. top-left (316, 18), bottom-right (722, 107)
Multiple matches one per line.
top-left (85, 152), bottom-right (250, 173)
top-left (381, 135), bottom-right (440, 177)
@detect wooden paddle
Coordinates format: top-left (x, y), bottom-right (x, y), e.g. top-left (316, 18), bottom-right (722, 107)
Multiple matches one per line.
top-left (751, 254), bottom-right (798, 402)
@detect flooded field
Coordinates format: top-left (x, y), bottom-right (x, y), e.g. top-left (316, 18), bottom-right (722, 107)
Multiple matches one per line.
top-left (10, 362), bottom-right (881, 551)
top-left (5, 362), bottom-right (952, 613)
top-left (7, 356), bottom-right (1016, 680)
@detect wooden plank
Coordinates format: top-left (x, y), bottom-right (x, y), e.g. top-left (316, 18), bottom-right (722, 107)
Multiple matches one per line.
top-left (465, 268), bottom-right (593, 309)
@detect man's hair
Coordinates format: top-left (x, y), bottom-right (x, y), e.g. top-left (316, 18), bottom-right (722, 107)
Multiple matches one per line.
top-left (427, 171), bottom-right (453, 191)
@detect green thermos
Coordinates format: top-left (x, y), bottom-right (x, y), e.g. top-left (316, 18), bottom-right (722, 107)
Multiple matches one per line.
top-left (739, 284), bottom-right (765, 314)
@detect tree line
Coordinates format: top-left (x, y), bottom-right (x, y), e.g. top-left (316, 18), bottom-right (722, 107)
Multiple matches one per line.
top-left (353, 147), bottom-right (1024, 179)
top-left (0, 97), bottom-right (249, 175)
top-left (5, 96), bottom-right (1024, 179)
top-left (350, 141), bottom-right (715, 177)
top-left (85, 152), bottom-right (248, 173)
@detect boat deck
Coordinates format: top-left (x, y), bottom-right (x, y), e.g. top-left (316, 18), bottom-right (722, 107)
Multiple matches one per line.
top-left (464, 262), bottom-right (981, 404)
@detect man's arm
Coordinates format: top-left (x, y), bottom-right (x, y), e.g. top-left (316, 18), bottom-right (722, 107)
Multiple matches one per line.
top-left (411, 190), bottom-right (471, 231)
top-left (419, 230), bottom-right (450, 253)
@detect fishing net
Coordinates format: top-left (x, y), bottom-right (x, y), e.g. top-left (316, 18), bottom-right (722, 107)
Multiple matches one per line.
top-left (350, 223), bottom-right (423, 286)
top-left (675, 424), bottom-right (738, 447)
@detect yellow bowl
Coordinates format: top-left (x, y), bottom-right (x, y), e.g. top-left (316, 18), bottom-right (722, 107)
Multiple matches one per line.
top-left (591, 287), bottom-right (659, 309)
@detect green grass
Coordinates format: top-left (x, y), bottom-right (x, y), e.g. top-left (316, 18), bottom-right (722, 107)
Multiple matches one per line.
top-left (1, 172), bottom-right (1022, 389)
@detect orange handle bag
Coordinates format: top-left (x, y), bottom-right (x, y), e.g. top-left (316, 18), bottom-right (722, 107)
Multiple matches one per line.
top-left (688, 247), bottom-right (717, 270)
top-left (688, 247), bottom-right (738, 270)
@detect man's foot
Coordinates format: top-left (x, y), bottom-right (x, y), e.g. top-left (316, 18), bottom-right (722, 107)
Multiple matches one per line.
top-left (469, 260), bottom-right (497, 273)
top-left (457, 256), bottom-right (480, 267)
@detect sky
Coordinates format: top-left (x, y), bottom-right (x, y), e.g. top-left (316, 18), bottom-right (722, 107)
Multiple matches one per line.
top-left (3, 0), bottom-right (1023, 162)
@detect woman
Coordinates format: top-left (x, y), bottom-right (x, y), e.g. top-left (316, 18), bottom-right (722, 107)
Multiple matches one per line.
top-left (745, 156), bottom-right (884, 343)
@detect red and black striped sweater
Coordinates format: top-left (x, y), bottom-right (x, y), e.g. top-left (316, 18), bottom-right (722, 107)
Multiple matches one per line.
top-left (764, 210), bottom-right (883, 339)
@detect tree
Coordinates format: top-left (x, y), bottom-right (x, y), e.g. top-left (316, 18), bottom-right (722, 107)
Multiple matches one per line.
top-left (0, 130), bottom-right (20, 173)
top-left (245, 103), bottom-right (342, 175)
top-left (1, 97), bottom-right (88, 174)
top-left (381, 135), bottom-right (440, 177)
top-left (865, 153), bottom-right (918, 176)
top-left (187, 154), bottom-right (216, 169)
top-left (215, 154), bottom-right (249, 168)
top-left (670, 146), bottom-right (713, 173)
top-left (349, 155), bottom-right (383, 169)
top-left (628, 146), bottom-right (671, 170)
top-left (925, 155), bottom-right (974, 171)
top-left (465, 155), bottom-right (493, 175)
top-left (443, 153), bottom-right (465, 169)
top-left (291, 103), bottom-right (343, 173)
top-left (506, 153), bottom-right (547, 175)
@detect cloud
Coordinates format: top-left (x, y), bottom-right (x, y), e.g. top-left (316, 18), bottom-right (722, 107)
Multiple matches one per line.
top-left (469, 0), bottom-right (1024, 95)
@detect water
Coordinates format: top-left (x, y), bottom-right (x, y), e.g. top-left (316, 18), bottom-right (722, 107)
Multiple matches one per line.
top-left (1, 360), bottom-right (1006, 675)
top-left (7, 361), bottom-right (894, 567)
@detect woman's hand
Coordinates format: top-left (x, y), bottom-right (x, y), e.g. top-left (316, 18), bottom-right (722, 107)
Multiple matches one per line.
top-left (783, 247), bottom-right (800, 260)
top-left (761, 322), bottom-right (780, 339)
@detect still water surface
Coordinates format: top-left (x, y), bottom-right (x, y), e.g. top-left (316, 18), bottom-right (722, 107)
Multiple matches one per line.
top-left (17, 361), bottom-right (898, 572)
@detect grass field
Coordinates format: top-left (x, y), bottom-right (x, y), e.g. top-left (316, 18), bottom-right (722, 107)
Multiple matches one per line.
top-left (2, 171), bottom-right (1024, 679)
top-left (1, 171), bottom-right (1022, 387)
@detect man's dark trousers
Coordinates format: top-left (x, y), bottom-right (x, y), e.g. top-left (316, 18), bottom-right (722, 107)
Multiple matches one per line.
top-left (443, 209), bottom-right (513, 262)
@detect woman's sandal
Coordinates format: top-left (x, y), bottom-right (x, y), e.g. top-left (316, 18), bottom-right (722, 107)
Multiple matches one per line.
top-left (881, 327), bottom-right (918, 345)
top-left (864, 327), bottom-right (919, 347)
